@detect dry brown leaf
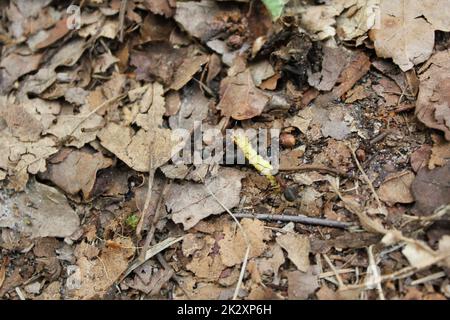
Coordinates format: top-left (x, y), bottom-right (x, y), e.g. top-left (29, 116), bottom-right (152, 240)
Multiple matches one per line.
top-left (139, 13), bottom-right (174, 43)
top-left (169, 84), bottom-right (210, 130)
top-left (315, 51), bottom-right (371, 107)
top-left (308, 45), bottom-right (351, 91)
top-left (144, 0), bottom-right (176, 18)
top-left (0, 52), bottom-right (43, 94)
top-left (0, 128), bottom-right (59, 190)
top-left (0, 180), bottom-right (80, 238)
top-left (297, 1), bottom-right (355, 41)
top-left (416, 50), bottom-right (450, 141)
top-left (372, 77), bottom-right (402, 107)
top-left (46, 113), bottom-right (104, 148)
top-left (256, 243), bottom-right (285, 278)
top-left (336, 0), bottom-right (379, 42)
top-left (182, 233), bottom-right (205, 257)
top-left (333, 51), bottom-right (371, 98)
top-left (0, 103), bottom-right (44, 142)
top-left (98, 82), bottom-right (176, 172)
top-left (167, 168), bottom-right (244, 230)
top-left (287, 267), bottom-right (319, 300)
top-left (276, 232), bottom-right (310, 272)
top-left (411, 145), bottom-right (432, 173)
top-left (219, 218), bottom-right (270, 267)
top-left (40, 148), bottom-right (113, 199)
top-left (402, 242), bottom-right (437, 269)
top-left (378, 170), bottom-right (415, 206)
top-left (186, 235), bottom-right (226, 281)
top-left (36, 281), bottom-right (61, 300)
top-left (174, 0), bottom-right (237, 42)
top-left (250, 60), bottom-right (275, 87)
top-left (130, 43), bottom-right (185, 85)
top-left (69, 237), bottom-right (135, 299)
top-left (429, 134), bottom-right (450, 169)
top-left (217, 60), bottom-right (269, 120)
top-left (316, 285), bottom-right (361, 300)
top-left (85, 72), bottom-right (126, 115)
top-left (345, 84), bottom-right (369, 103)
top-left (412, 162), bottom-right (450, 216)
top-left (27, 18), bottom-right (70, 51)
top-left (370, 0), bottom-right (450, 71)
top-left (170, 54), bottom-right (209, 91)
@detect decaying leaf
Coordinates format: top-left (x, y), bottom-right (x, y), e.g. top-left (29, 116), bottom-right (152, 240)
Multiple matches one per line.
top-left (219, 218), bottom-right (270, 267)
top-left (174, 1), bottom-right (238, 42)
top-left (416, 50), bottom-right (450, 141)
top-left (256, 243), bottom-right (285, 277)
top-left (68, 237), bottom-right (135, 299)
top-left (0, 128), bottom-right (59, 190)
top-left (287, 267), bottom-right (320, 300)
top-left (168, 168), bottom-right (244, 230)
top-left (296, 0), bottom-right (378, 42)
top-left (370, 0), bottom-right (450, 71)
top-left (40, 148), bottom-right (113, 199)
top-left (169, 84), bottom-right (210, 131)
top-left (276, 232), bottom-right (310, 272)
top-left (429, 134), bottom-right (450, 169)
top-left (308, 45), bottom-right (352, 91)
top-left (378, 171), bottom-right (415, 206)
top-left (98, 82), bottom-right (177, 172)
top-left (217, 58), bottom-right (269, 120)
top-left (412, 162), bottom-right (450, 216)
top-left (144, 0), bottom-right (176, 18)
top-left (0, 180), bottom-right (80, 238)
top-left (186, 235), bottom-right (226, 281)
top-left (0, 52), bottom-right (42, 94)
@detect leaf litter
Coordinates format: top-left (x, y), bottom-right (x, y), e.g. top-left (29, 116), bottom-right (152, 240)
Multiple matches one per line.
top-left (0, 0), bottom-right (450, 301)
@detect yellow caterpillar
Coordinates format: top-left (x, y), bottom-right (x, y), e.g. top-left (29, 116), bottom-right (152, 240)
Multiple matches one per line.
top-left (232, 131), bottom-right (280, 191)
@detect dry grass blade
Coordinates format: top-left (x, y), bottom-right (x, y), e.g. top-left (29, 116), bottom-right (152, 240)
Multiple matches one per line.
top-left (120, 236), bottom-right (184, 281)
top-left (367, 245), bottom-right (385, 300)
top-left (323, 253), bottom-right (345, 289)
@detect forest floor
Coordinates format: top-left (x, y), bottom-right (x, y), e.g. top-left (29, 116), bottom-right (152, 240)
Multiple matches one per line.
top-left (0, 0), bottom-right (449, 300)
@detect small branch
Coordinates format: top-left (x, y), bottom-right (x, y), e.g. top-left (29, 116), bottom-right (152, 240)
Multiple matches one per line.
top-left (323, 254), bottom-right (345, 289)
top-left (410, 271), bottom-right (446, 286)
top-left (139, 180), bottom-right (172, 258)
top-left (348, 144), bottom-right (386, 216)
top-left (369, 130), bottom-right (393, 145)
top-left (367, 245), bottom-right (385, 300)
top-left (231, 212), bottom-right (352, 229)
top-left (118, 0), bottom-right (127, 42)
top-left (279, 164), bottom-right (348, 177)
top-left (201, 175), bottom-right (251, 300)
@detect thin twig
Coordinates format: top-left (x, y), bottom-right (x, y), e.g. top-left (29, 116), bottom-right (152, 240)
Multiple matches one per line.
top-left (367, 245), bottom-right (385, 300)
top-left (136, 166), bottom-right (155, 237)
top-left (369, 130), bottom-right (393, 145)
top-left (67, 93), bottom-right (126, 138)
top-left (348, 144), bottom-right (386, 216)
top-left (118, 0), bottom-right (127, 42)
top-left (201, 176), bottom-right (251, 300)
top-left (232, 212), bottom-right (352, 229)
top-left (318, 268), bottom-right (355, 279)
top-left (279, 164), bottom-right (348, 176)
top-left (323, 254), bottom-right (345, 289)
top-left (410, 271), bottom-right (446, 286)
top-left (139, 180), bottom-right (172, 259)
top-left (342, 252), bottom-right (450, 291)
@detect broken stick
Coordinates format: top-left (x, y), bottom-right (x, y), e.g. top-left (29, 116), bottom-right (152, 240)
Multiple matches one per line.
top-left (232, 212), bottom-right (352, 229)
